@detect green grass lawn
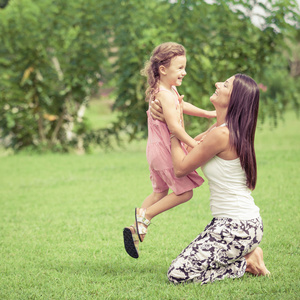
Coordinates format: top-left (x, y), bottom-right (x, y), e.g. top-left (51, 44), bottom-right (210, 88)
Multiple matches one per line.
top-left (0, 111), bottom-right (299, 299)
top-left (85, 97), bottom-right (119, 129)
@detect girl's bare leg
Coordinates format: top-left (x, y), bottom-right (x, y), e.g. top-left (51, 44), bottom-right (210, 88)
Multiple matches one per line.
top-left (137, 190), bottom-right (193, 241)
top-left (145, 190), bottom-right (193, 220)
top-left (124, 190), bottom-right (189, 257)
top-left (245, 247), bottom-right (270, 276)
top-left (125, 191), bottom-right (168, 236)
top-left (141, 190), bottom-right (169, 210)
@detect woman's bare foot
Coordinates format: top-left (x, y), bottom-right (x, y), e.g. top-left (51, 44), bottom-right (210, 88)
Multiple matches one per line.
top-left (245, 247), bottom-right (270, 276)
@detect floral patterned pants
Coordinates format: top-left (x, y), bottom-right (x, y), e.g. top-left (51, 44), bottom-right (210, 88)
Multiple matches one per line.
top-left (167, 217), bottom-right (263, 285)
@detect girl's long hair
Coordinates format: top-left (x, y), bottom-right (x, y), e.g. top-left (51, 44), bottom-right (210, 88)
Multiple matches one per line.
top-left (141, 42), bottom-right (186, 102)
top-left (226, 74), bottom-right (259, 190)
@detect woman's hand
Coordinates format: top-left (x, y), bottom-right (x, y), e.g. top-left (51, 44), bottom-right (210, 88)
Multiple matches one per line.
top-left (150, 99), bottom-right (165, 122)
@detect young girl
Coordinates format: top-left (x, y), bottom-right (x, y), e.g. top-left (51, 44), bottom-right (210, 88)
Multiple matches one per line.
top-left (123, 42), bottom-right (216, 259)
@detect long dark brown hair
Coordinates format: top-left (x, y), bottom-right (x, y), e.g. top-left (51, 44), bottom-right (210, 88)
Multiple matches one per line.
top-left (226, 74), bottom-right (259, 190)
top-left (141, 42), bottom-right (186, 102)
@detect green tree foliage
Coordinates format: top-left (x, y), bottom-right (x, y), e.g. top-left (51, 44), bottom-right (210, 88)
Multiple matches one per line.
top-left (0, 0), bottom-right (299, 152)
top-left (259, 33), bottom-right (300, 126)
top-left (0, 0), bottom-right (111, 151)
top-left (111, 0), bottom-right (299, 138)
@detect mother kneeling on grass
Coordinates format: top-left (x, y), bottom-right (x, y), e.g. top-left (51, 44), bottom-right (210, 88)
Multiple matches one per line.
top-left (151, 73), bottom-right (270, 285)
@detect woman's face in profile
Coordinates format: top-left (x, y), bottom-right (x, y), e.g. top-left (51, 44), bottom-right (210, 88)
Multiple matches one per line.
top-left (210, 76), bottom-right (234, 108)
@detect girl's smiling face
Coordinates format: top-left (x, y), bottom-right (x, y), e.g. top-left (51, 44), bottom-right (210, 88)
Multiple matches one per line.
top-left (161, 55), bottom-right (187, 87)
top-left (210, 76), bottom-right (235, 108)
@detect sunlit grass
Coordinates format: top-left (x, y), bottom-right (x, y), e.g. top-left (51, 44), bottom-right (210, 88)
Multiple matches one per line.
top-left (0, 111), bottom-right (299, 299)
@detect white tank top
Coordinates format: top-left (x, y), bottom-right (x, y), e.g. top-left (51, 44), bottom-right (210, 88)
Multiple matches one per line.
top-left (201, 156), bottom-right (260, 220)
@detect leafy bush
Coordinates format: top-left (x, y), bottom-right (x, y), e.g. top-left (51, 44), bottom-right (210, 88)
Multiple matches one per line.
top-left (0, 0), bottom-right (299, 152)
top-left (111, 0), bottom-right (299, 138)
top-left (0, 0), bottom-right (111, 151)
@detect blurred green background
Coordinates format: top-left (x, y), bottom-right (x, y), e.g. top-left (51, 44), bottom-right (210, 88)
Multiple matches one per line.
top-left (0, 0), bottom-right (299, 153)
top-left (0, 1), bottom-right (299, 298)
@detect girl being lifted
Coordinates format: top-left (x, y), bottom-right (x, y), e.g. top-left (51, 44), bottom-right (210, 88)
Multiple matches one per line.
top-left (123, 42), bottom-right (216, 259)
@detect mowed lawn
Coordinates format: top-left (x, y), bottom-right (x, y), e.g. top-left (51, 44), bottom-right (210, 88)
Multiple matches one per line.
top-left (0, 111), bottom-right (299, 299)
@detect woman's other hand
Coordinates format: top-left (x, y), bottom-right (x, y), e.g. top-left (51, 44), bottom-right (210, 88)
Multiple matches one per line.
top-left (150, 99), bottom-right (165, 122)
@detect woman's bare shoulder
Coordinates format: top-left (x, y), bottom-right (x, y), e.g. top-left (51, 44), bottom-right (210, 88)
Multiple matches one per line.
top-left (207, 125), bottom-right (229, 141)
top-left (212, 127), bottom-right (238, 159)
top-left (200, 126), bottom-right (230, 153)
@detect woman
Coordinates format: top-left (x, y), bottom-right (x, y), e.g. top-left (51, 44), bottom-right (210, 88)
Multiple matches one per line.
top-left (151, 74), bottom-right (270, 285)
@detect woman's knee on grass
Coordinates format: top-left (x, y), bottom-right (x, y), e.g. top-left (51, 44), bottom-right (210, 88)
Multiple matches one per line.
top-left (167, 263), bottom-right (184, 284)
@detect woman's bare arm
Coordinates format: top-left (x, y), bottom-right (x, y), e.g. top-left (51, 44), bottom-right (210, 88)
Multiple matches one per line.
top-left (171, 127), bottom-right (229, 177)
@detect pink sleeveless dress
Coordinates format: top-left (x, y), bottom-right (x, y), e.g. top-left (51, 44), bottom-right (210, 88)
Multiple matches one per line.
top-left (146, 87), bottom-right (204, 195)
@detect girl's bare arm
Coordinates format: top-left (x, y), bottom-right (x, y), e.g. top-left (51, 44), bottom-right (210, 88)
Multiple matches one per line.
top-left (183, 101), bottom-right (216, 118)
top-left (157, 92), bottom-right (198, 148)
